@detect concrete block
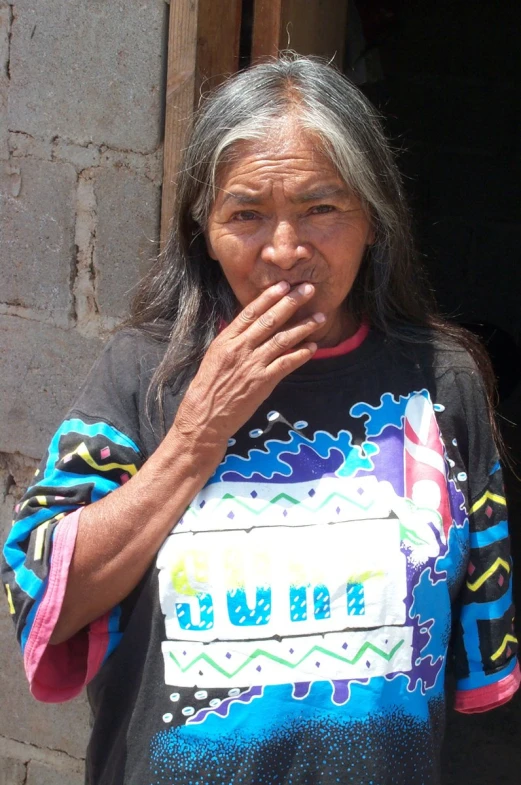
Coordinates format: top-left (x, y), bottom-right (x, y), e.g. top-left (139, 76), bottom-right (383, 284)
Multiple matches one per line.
top-left (0, 74), bottom-right (7, 161)
top-left (0, 758), bottom-right (26, 785)
top-left (8, 131), bottom-right (53, 161)
top-left (0, 315), bottom-right (102, 459)
top-left (8, 1), bottom-right (167, 153)
top-left (52, 139), bottom-right (101, 171)
top-left (93, 167), bottom-right (160, 319)
top-left (26, 760), bottom-right (85, 785)
top-left (0, 158), bottom-right (77, 322)
top-left (0, 5), bottom-right (9, 161)
top-left (0, 5), bottom-right (10, 70)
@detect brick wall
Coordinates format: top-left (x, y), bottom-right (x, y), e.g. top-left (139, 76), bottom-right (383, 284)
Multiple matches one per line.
top-left (0, 2), bottom-right (167, 781)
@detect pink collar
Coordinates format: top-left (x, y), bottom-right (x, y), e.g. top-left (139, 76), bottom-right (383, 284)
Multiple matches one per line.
top-left (314, 322), bottom-right (369, 359)
top-left (217, 319), bottom-right (370, 358)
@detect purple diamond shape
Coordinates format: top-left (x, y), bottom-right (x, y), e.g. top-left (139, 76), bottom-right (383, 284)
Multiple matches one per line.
top-left (182, 651), bottom-right (187, 656)
top-left (289, 648), bottom-right (294, 654)
top-left (315, 661), bottom-right (321, 668)
top-left (225, 652), bottom-right (232, 659)
top-left (256, 665), bottom-right (262, 672)
top-left (227, 511), bottom-right (235, 519)
top-left (308, 489), bottom-right (316, 497)
top-left (342, 642), bottom-right (348, 650)
top-left (336, 506), bottom-right (341, 515)
top-left (357, 487), bottom-right (365, 496)
top-left (365, 660), bottom-right (371, 668)
top-left (283, 509), bottom-right (288, 517)
top-left (250, 490), bottom-right (258, 498)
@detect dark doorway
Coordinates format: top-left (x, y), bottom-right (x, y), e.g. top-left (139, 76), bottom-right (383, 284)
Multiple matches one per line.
top-left (346, 2), bottom-right (521, 782)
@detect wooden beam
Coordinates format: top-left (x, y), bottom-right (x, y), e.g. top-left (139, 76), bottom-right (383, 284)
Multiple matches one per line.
top-left (161, 0), bottom-right (199, 248)
top-left (252, 0), bottom-right (349, 66)
top-left (161, 0), bottom-right (243, 246)
top-left (252, 0), bottom-right (284, 62)
top-left (196, 0), bottom-right (242, 99)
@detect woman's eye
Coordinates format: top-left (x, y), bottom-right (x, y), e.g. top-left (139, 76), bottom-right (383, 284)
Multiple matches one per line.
top-left (309, 204), bottom-right (335, 215)
top-left (232, 211), bottom-right (258, 222)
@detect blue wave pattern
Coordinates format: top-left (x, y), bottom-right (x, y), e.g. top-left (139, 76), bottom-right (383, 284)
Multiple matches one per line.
top-left (211, 429), bottom-right (379, 485)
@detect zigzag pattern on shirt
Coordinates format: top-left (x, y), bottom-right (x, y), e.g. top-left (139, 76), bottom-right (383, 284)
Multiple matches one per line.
top-left (187, 490), bottom-right (374, 517)
top-left (168, 639), bottom-right (405, 680)
top-left (61, 442), bottom-right (139, 477)
top-left (466, 558), bottom-right (511, 591)
top-left (469, 491), bottom-right (507, 515)
top-left (186, 492), bottom-right (430, 547)
top-left (490, 633), bottom-right (518, 662)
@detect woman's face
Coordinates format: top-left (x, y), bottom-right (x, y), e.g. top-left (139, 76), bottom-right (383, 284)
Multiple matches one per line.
top-left (205, 120), bottom-right (374, 347)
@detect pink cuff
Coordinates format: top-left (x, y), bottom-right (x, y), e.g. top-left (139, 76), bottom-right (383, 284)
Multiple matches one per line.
top-left (454, 660), bottom-right (521, 714)
top-left (24, 509), bottom-right (112, 703)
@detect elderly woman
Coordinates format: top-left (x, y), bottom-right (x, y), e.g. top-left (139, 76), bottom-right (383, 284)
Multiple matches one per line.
top-left (2, 56), bottom-right (519, 785)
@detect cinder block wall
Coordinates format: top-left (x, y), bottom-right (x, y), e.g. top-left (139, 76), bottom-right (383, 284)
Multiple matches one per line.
top-left (0, 2), bottom-right (167, 781)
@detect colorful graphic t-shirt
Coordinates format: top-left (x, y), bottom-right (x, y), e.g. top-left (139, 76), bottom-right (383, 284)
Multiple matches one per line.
top-left (2, 327), bottom-right (519, 785)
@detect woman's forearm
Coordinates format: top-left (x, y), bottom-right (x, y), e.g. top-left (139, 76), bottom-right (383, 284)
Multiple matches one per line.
top-left (49, 427), bottom-right (223, 645)
top-left (50, 282), bottom-right (321, 645)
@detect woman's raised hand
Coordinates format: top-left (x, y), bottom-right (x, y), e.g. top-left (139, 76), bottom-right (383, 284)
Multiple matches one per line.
top-left (170, 281), bottom-right (324, 464)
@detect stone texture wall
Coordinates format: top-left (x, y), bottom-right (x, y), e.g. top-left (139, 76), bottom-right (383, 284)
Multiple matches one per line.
top-left (0, 2), bottom-right (167, 781)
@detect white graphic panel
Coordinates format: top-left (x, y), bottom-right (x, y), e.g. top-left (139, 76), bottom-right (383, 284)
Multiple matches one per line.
top-left (162, 627), bottom-right (413, 688)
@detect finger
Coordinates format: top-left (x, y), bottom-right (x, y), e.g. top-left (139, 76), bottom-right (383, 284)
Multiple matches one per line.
top-left (223, 281), bottom-right (291, 338)
top-left (261, 312), bottom-right (326, 361)
top-left (266, 342), bottom-right (318, 379)
top-left (242, 283), bottom-right (316, 346)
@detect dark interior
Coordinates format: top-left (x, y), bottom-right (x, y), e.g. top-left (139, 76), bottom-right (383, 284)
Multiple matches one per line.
top-left (347, 1), bottom-right (521, 781)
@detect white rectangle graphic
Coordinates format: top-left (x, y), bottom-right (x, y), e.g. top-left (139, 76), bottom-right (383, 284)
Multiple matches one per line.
top-left (162, 626), bottom-right (413, 688)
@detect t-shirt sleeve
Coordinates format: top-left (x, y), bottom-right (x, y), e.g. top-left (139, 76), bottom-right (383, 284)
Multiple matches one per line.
top-left (1, 332), bottom-right (147, 702)
top-left (449, 369), bottom-right (520, 713)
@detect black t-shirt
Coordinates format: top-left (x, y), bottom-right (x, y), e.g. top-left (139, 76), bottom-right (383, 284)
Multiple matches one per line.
top-left (2, 327), bottom-right (519, 785)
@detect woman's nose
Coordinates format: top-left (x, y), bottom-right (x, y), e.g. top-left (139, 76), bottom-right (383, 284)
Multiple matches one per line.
top-left (261, 220), bottom-right (312, 268)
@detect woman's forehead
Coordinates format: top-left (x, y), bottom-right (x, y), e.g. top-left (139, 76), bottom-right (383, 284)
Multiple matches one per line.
top-left (215, 123), bottom-right (345, 193)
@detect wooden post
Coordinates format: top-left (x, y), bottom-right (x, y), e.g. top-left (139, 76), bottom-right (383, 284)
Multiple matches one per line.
top-left (161, 0), bottom-right (199, 248)
top-left (251, 0), bottom-right (284, 62)
top-left (195, 0), bottom-right (243, 100)
top-left (161, 0), bottom-right (242, 247)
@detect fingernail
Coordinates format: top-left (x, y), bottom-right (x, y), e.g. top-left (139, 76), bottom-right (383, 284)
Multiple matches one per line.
top-left (313, 312), bottom-right (326, 323)
top-left (275, 281), bottom-right (290, 293)
top-left (298, 283), bottom-right (314, 295)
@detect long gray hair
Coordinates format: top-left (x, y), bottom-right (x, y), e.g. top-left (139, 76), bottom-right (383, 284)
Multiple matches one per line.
top-left (129, 54), bottom-right (495, 413)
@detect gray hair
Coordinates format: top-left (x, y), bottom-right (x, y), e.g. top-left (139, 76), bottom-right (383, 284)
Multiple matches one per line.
top-left (189, 57), bottom-right (401, 247)
top-left (130, 54), bottom-right (493, 419)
